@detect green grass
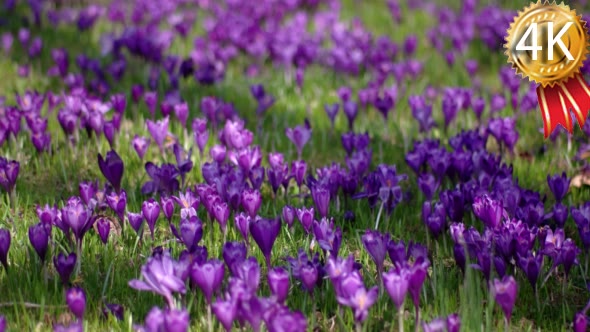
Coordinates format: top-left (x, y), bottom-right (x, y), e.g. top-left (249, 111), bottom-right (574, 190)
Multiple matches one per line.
top-left (1, 0), bottom-right (590, 331)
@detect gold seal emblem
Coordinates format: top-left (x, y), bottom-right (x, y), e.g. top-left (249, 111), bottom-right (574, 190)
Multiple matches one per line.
top-left (505, 1), bottom-right (589, 88)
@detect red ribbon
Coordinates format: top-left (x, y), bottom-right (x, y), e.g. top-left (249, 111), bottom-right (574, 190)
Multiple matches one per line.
top-left (536, 73), bottom-right (590, 138)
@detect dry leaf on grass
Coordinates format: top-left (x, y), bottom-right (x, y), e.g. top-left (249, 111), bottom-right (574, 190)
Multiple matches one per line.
top-left (570, 168), bottom-right (590, 188)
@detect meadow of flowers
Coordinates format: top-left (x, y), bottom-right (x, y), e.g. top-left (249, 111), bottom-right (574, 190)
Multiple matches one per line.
top-left (1, 0), bottom-right (590, 331)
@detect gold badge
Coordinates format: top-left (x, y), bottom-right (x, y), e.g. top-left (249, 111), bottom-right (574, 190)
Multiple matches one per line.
top-left (505, 1), bottom-right (590, 137)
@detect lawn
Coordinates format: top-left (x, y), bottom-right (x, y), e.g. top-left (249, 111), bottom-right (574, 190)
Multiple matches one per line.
top-left (1, 0), bottom-right (590, 331)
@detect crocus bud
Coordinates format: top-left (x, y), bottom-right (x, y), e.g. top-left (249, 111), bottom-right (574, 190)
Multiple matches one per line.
top-left (282, 205), bottom-right (295, 228)
top-left (96, 217), bottom-right (111, 244)
top-left (142, 199), bottom-right (161, 239)
top-left (54, 252), bottom-right (76, 285)
top-left (268, 267), bottom-right (289, 303)
top-left (66, 287), bottom-right (86, 319)
top-left (0, 228), bottom-right (10, 270)
top-left (190, 259), bottom-right (225, 304)
top-left (28, 223), bottom-right (49, 262)
top-left (241, 189), bottom-right (261, 218)
top-left (234, 212), bottom-right (250, 245)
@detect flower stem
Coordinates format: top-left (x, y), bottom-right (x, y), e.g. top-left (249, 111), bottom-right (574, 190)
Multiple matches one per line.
top-left (207, 304), bottom-right (213, 332)
top-left (375, 201), bottom-right (384, 230)
top-left (398, 307), bottom-right (404, 332)
top-left (355, 322), bottom-right (362, 332)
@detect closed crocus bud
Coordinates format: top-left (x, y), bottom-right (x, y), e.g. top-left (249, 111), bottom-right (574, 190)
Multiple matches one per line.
top-left (177, 216), bottom-right (203, 252)
top-left (28, 223), bottom-right (49, 262)
top-left (173, 102), bottom-right (189, 128)
top-left (574, 313), bottom-right (587, 332)
top-left (102, 121), bottom-right (116, 147)
top-left (0, 228), bottom-right (10, 270)
top-left (164, 308), bottom-right (190, 332)
top-left (446, 313), bottom-right (461, 332)
top-left (160, 196), bottom-right (175, 222)
top-left (106, 190), bottom-right (126, 221)
top-left (0, 315), bottom-right (5, 332)
top-left (300, 263), bottom-right (318, 294)
top-left (268, 267), bottom-right (290, 303)
top-left (241, 189), bottom-right (261, 218)
top-left (296, 207), bottom-right (314, 233)
top-left (54, 252), bottom-right (76, 285)
top-left (222, 241), bottom-right (247, 275)
top-left (291, 160), bottom-right (307, 188)
top-left (212, 299), bottom-right (237, 332)
top-left (132, 135), bottom-right (150, 160)
top-left (362, 230), bottom-right (390, 274)
top-left (209, 145), bottom-right (226, 163)
top-left (142, 198), bottom-right (161, 239)
top-left (382, 266), bottom-right (410, 309)
top-left (491, 276), bottom-right (518, 323)
top-left (66, 287), bottom-right (86, 319)
top-left (234, 212), bottom-right (250, 245)
top-left (547, 172), bottom-right (569, 202)
top-left (127, 212), bottom-right (144, 234)
top-left (96, 217), bottom-right (111, 244)
top-left (282, 205), bottom-right (295, 228)
top-left (472, 195), bottom-right (503, 229)
top-left (78, 181), bottom-right (97, 205)
top-left (343, 100), bottom-right (358, 130)
top-left (311, 185), bottom-right (330, 218)
top-left (212, 201), bottom-right (229, 234)
top-left (249, 217), bottom-right (281, 268)
top-left (97, 150), bottom-right (124, 193)
top-left (190, 259), bottom-right (225, 304)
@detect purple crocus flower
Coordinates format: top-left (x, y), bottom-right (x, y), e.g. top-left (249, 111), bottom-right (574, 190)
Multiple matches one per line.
top-left (343, 101), bottom-right (358, 130)
top-left (491, 276), bottom-right (518, 323)
top-left (129, 251), bottom-right (186, 308)
top-left (250, 217), bottom-right (281, 268)
top-left (268, 267), bottom-right (290, 304)
top-left (296, 207), bottom-right (314, 233)
top-left (142, 198), bottom-right (161, 240)
top-left (335, 273), bottom-right (379, 323)
top-left (212, 201), bottom-right (230, 235)
top-left (222, 241), bottom-right (246, 275)
top-left (54, 252), bottom-right (76, 285)
top-left (127, 212), bottom-right (144, 235)
top-left (106, 190), bottom-right (126, 222)
top-left (574, 312), bottom-right (587, 332)
top-left (161, 196), bottom-right (176, 222)
top-left (190, 259), bottom-right (225, 304)
top-left (0, 228), bottom-right (10, 270)
top-left (61, 197), bottom-right (93, 244)
top-left (171, 216), bottom-right (203, 252)
top-left (132, 135), bottom-right (150, 160)
top-left (324, 103), bottom-right (339, 129)
top-left (472, 195), bottom-right (503, 229)
top-left (547, 172), bottom-right (569, 202)
top-left (192, 118), bottom-right (209, 154)
top-left (517, 250), bottom-right (543, 287)
top-left (0, 158), bottom-right (19, 194)
top-left (383, 266), bottom-right (410, 310)
top-left (285, 119), bottom-right (312, 159)
top-left (241, 189), bottom-right (262, 218)
top-left (0, 315), bottom-right (5, 332)
top-left (362, 230), bottom-right (390, 277)
top-left (311, 185), bottom-right (330, 218)
top-left (282, 205), bottom-right (295, 228)
top-left (66, 287), bottom-right (86, 319)
top-left (96, 217), bottom-right (111, 244)
top-left (212, 299), bottom-right (237, 332)
top-left (234, 212), bottom-right (251, 245)
top-left (97, 150), bottom-right (124, 193)
top-left (146, 117), bottom-right (170, 152)
top-left (173, 102), bottom-right (189, 128)
top-left (142, 162), bottom-right (180, 196)
top-left (173, 144), bottom-right (193, 188)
